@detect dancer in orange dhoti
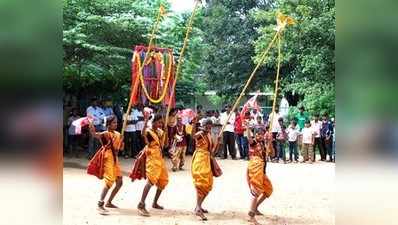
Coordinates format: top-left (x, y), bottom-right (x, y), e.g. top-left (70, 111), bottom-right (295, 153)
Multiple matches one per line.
top-left (137, 114), bottom-right (169, 216)
top-left (88, 115), bottom-right (124, 214)
top-left (191, 118), bottom-right (221, 220)
top-left (245, 125), bottom-right (273, 225)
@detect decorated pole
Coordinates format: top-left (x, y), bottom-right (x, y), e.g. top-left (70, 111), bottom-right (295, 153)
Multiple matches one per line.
top-left (268, 33), bottom-right (282, 136)
top-left (216, 31), bottom-right (279, 139)
top-left (267, 13), bottom-right (295, 136)
top-left (216, 12), bottom-right (295, 144)
top-left (121, 5), bottom-right (167, 137)
top-left (162, 0), bottom-right (201, 146)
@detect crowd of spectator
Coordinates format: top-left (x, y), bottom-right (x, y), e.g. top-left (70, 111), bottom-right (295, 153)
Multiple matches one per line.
top-left (64, 98), bottom-right (335, 164)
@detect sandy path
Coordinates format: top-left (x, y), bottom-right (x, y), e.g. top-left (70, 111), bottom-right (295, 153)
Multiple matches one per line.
top-left (63, 155), bottom-right (334, 225)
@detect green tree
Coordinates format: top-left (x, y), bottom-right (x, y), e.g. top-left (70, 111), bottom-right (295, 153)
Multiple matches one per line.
top-left (158, 10), bottom-right (208, 107)
top-left (63, 0), bottom-right (206, 107)
top-left (253, 0), bottom-right (335, 116)
top-left (63, 0), bottom-right (170, 103)
top-left (200, 0), bottom-right (272, 103)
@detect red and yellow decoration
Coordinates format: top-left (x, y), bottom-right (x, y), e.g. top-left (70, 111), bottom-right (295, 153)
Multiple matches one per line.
top-left (130, 45), bottom-right (175, 106)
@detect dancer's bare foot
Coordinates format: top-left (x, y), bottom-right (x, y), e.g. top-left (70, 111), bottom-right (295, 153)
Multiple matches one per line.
top-left (152, 203), bottom-right (164, 210)
top-left (255, 209), bottom-right (264, 216)
top-left (200, 208), bottom-right (209, 213)
top-left (105, 202), bottom-right (119, 208)
top-left (195, 208), bottom-right (207, 221)
top-left (248, 217), bottom-right (261, 225)
top-left (248, 211), bottom-right (261, 225)
top-left (97, 206), bottom-right (109, 215)
top-left (97, 201), bottom-right (109, 215)
top-left (137, 202), bottom-right (150, 217)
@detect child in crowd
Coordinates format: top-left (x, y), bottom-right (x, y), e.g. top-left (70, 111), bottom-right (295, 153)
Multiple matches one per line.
top-left (276, 124), bottom-right (287, 163)
top-left (311, 113), bottom-right (323, 161)
top-left (301, 120), bottom-right (315, 163)
top-left (235, 110), bottom-right (246, 159)
top-left (240, 111), bottom-right (252, 160)
top-left (286, 120), bottom-right (300, 163)
top-left (254, 116), bottom-right (265, 133)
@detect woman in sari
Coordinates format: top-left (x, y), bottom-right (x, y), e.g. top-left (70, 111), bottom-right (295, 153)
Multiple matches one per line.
top-left (137, 114), bottom-right (169, 216)
top-left (246, 125), bottom-right (273, 225)
top-left (191, 118), bottom-right (221, 220)
top-left (89, 115), bottom-right (124, 214)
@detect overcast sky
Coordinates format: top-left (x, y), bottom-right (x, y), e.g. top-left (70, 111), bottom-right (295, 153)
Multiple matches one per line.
top-left (169, 0), bottom-right (196, 12)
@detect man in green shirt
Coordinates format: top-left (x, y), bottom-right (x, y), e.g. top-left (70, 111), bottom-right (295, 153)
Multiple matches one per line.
top-left (295, 106), bottom-right (309, 131)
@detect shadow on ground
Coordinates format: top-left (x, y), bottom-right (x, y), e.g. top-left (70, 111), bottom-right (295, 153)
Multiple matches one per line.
top-left (98, 207), bottom-right (317, 225)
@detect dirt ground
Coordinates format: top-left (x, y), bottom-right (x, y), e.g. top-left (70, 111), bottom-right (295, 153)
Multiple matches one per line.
top-left (63, 155), bottom-right (334, 225)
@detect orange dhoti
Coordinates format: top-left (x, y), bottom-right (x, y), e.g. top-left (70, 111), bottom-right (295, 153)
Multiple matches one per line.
top-left (99, 131), bottom-right (123, 188)
top-left (103, 149), bottom-right (122, 188)
top-left (247, 156), bottom-right (273, 197)
top-left (192, 148), bottom-right (213, 198)
top-left (145, 146), bottom-right (169, 189)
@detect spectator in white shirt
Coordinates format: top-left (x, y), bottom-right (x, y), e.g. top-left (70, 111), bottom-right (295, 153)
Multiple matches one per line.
top-left (279, 95), bottom-right (289, 119)
top-left (250, 108), bottom-right (262, 124)
top-left (286, 120), bottom-right (300, 162)
top-left (219, 105), bottom-right (237, 159)
top-left (311, 113), bottom-right (323, 161)
top-left (268, 109), bottom-right (281, 161)
top-left (86, 97), bottom-right (105, 158)
top-left (301, 121), bottom-right (315, 163)
top-left (133, 104), bottom-right (145, 156)
top-left (123, 108), bottom-right (136, 159)
top-left (268, 109), bottom-right (281, 133)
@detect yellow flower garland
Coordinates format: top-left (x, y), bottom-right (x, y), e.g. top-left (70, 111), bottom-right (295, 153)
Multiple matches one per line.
top-left (133, 51), bottom-right (174, 104)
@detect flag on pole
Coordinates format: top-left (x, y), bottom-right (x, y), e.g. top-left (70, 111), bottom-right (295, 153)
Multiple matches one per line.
top-left (240, 91), bottom-right (261, 119)
top-left (275, 12), bottom-right (296, 32)
top-left (159, 5), bottom-right (166, 16)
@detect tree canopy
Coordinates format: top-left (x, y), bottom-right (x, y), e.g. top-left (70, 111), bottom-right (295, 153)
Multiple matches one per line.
top-left (63, 0), bottom-right (206, 106)
top-left (63, 0), bottom-right (335, 116)
top-left (253, 0), bottom-right (335, 116)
